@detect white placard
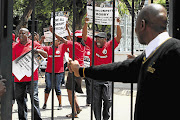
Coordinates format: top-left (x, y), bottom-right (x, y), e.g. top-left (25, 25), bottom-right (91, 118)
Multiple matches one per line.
top-left (12, 51), bottom-right (39, 81)
top-left (87, 6), bottom-right (119, 25)
top-left (51, 12), bottom-right (69, 37)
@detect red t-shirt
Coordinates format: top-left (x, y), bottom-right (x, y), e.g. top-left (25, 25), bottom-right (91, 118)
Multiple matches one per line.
top-left (42, 44), bottom-right (67, 73)
top-left (86, 36), bottom-right (119, 66)
top-left (12, 39), bottom-right (43, 82)
top-left (67, 41), bottom-right (85, 67)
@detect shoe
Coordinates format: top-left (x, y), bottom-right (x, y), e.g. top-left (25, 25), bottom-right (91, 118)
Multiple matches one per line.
top-left (86, 104), bottom-right (91, 106)
top-left (42, 104), bottom-right (46, 109)
top-left (77, 108), bottom-right (82, 114)
top-left (57, 104), bottom-right (62, 110)
top-left (66, 113), bottom-right (78, 118)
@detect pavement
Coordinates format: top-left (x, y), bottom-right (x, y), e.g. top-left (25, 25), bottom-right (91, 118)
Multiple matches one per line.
top-left (12, 71), bottom-right (137, 120)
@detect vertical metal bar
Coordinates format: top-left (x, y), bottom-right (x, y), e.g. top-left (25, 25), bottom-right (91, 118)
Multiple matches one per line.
top-left (0, 0), bottom-right (13, 119)
top-left (52, 0), bottom-right (56, 119)
top-left (31, 0), bottom-right (35, 119)
top-left (72, 0), bottom-right (76, 119)
top-left (130, 0), bottom-right (134, 120)
top-left (91, 0), bottom-right (95, 120)
top-left (111, 0), bottom-right (115, 120)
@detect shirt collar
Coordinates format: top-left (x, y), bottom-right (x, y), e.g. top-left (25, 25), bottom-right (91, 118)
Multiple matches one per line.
top-left (18, 39), bottom-right (31, 46)
top-left (145, 32), bottom-right (170, 58)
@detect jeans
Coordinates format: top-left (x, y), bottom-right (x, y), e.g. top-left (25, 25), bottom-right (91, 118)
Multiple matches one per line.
top-left (15, 81), bottom-right (42, 120)
top-left (45, 72), bottom-right (63, 95)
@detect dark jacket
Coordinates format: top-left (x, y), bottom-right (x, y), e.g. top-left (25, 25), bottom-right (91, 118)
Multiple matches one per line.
top-left (80, 38), bottom-right (180, 120)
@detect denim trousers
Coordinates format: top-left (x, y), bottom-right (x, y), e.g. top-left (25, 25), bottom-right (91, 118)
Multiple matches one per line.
top-left (45, 72), bottom-right (63, 95)
top-left (15, 81), bottom-right (42, 120)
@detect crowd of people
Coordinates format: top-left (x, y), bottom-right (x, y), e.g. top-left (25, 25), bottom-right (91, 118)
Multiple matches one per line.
top-left (10, 15), bottom-right (122, 120)
top-left (1, 3), bottom-right (178, 120)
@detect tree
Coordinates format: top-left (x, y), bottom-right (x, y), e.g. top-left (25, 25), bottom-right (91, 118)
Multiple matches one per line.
top-left (13, 0), bottom-right (87, 35)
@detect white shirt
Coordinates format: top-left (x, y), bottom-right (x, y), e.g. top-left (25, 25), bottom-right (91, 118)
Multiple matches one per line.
top-left (145, 32), bottom-right (171, 58)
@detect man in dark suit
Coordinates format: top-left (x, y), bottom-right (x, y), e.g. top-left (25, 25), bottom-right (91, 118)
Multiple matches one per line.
top-left (69, 4), bottom-right (180, 120)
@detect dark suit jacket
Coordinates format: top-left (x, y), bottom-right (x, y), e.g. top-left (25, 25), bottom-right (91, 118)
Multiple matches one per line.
top-left (80, 38), bottom-right (180, 120)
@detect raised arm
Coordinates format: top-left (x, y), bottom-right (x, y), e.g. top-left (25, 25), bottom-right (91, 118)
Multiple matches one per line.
top-left (82, 17), bottom-right (89, 42)
top-left (49, 25), bottom-right (68, 44)
top-left (66, 21), bottom-right (72, 41)
top-left (115, 18), bottom-right (122, 43)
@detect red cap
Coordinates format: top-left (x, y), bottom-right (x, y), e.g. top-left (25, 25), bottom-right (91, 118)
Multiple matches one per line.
top-left (71, 30), bottom-right (82, 38)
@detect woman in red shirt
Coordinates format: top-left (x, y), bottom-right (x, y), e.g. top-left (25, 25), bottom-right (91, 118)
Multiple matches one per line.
top-left (42, 39), bottom-right (68, 110)
top-left (50, 26), bottom-right (85, 118)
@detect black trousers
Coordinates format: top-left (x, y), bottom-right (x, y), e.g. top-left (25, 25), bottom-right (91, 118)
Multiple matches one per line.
top-left (84, 77), bottom-right (91, 104)
top-left (93, 80), bottom-right (112, 120)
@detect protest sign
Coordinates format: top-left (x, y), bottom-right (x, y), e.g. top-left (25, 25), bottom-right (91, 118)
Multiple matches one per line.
top-left (43, 27), bottom-right (57, 42)
top-left (12, 51), bottom-right (39, 81)
top-left (87, 6), bottom-right (119, 25)
top-left (50, 11), bottom-right (69, 38)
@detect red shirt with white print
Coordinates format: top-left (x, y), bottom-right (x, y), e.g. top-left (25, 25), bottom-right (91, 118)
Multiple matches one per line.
top-left (42, 44), bottom-right (68, 73)
top-left (66, 41), bottom-right (85, 67)
top-left (85, 36), bottom-right (119, 66)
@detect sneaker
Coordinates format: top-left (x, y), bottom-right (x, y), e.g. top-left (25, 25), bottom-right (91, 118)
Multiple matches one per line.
top-left (42, 104), bottom-right (46, 109)
top-left (57, 104), bottom-right (62, 110)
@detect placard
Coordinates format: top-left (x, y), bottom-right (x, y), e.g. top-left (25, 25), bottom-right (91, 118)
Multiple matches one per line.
top-left (50, 11), bottom-right (69, 37)
top-left (87, 6), bottom-right (119, 25)
top-left (12, 51), bottom-right (39, 81)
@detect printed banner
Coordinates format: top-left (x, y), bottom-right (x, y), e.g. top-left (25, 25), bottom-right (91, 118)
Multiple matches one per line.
top-left (87, 6), bottom-right (119, 25)
top-left (12, 51), bottom-right (39, 81)
top-left (50, 11), bottom-right (69, 38)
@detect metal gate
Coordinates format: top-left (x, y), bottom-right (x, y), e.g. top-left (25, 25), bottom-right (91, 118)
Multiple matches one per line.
top-left (0, 0), bottom-right (172, 120)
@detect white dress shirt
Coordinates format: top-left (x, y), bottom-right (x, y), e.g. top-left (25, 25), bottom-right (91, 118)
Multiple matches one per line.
top-left (145, 32), bottom-right (171, 58)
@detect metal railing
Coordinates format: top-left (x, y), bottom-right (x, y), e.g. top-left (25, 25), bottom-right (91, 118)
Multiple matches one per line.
top-left (1, 0), bottom-right (171, 120)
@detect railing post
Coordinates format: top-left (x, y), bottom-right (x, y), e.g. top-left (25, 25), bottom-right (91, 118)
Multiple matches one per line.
top-left (131, 0), bottom-right (134, 120)
top-left (0, 0), bottom-right (13, 120)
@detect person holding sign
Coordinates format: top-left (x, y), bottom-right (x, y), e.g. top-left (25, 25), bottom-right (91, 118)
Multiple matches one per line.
top-left (12, 28), bottom-right (47, 120)
top-left (49, 25), bottom-right (85, 118)
top-left (81, 17), bottom-right (121, 120)
top-left (41, 38), bottom-right (68, 110)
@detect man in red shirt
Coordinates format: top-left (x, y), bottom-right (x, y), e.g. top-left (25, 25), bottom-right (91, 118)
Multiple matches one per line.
top-left (42, 39), bottom-right (68, 110)
top-left (82, 17), bottom-right (121, 120)
top-left (12, 28), bottom-right (47, 120)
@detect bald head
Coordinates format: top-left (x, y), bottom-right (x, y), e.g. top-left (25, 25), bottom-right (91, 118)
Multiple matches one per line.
top-left (135, 4), bottom-right (168, 45)
top-left (138, 4), bottom-right (167, 32)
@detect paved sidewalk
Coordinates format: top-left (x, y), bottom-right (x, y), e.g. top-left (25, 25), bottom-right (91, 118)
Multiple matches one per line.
top-left (12, 72), bottom-right (136, 120)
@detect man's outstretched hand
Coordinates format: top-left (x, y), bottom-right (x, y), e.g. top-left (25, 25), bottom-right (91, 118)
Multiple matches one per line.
top-left (68, 58), bottom-right (81, 77)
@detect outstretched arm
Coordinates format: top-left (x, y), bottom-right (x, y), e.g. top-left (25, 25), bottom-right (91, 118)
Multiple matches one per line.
top-left (69, 54), bottom-right (144, 83)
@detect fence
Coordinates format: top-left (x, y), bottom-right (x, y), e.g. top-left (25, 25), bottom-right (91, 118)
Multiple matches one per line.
top-left (0, 0), bottom-right (173, 120)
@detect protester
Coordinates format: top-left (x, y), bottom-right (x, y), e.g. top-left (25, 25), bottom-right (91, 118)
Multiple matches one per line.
top-left (41, 38), bottom-right (68, 110)
top-left (12, 28), bottom-right (47, 120)
top-left (49, 25), bottom-right (85, 118)
top-left (28, 31), bottom-right (39, 42)
top-left (69, 4), bottom-right (180, 120)
top-left (81, 17), bottom-right (121, 120)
